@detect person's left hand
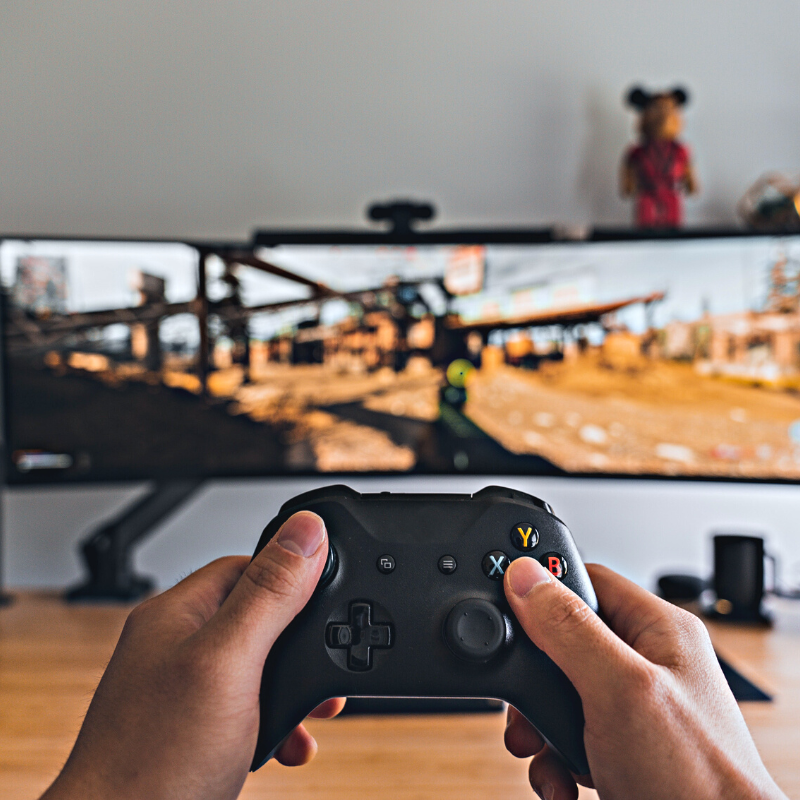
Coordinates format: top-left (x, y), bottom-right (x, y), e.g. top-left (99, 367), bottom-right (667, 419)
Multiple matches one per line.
top-left (42, 510), bottom-right (343, 800)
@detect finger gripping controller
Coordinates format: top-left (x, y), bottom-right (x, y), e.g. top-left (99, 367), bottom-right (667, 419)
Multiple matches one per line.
top-left (250, 485), bottom-right (598, 774)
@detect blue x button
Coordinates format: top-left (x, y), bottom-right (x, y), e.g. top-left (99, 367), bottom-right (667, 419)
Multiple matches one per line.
top-left (482, 550), bottom-right (510, 581)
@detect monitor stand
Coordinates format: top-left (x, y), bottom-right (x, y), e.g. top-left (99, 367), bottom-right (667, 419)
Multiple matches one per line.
top-left (66, 479), bottom-right (204, 602)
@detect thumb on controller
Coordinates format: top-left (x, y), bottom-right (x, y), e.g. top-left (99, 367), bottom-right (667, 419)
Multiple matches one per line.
top-left (205, 511), bottom-right (328, 662)
top-left (503, 557), bottom-right (642, 701)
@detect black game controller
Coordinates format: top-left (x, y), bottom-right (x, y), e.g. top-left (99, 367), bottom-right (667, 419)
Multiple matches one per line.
top-left (250, 485), bottom-right (598, 774)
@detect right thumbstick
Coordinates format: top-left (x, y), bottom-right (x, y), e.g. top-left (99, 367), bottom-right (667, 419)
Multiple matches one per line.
top-left (443, 598), bottom-right (506, 662)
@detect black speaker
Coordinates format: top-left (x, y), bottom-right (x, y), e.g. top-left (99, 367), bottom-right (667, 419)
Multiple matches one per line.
top-left (711, 535), bottom-right (770, 624)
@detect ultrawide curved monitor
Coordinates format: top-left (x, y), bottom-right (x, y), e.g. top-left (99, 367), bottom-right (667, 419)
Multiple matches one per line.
top-left (3, 229), bottom-right (800, 484)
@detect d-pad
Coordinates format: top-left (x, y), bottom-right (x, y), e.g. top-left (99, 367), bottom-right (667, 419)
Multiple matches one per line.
top-left (326, 601), bottom-right (393, 671)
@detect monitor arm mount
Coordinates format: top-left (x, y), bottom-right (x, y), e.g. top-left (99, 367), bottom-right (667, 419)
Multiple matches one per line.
top-left (66, 479), bottom-right (204, 602)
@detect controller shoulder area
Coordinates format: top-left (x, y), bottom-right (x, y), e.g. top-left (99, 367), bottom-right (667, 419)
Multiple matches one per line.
top-left (278, 484), bottom-right (554, 515)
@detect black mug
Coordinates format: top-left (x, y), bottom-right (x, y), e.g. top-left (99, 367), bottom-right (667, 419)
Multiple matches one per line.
top-left (712, 534), bottom-right (772, 623)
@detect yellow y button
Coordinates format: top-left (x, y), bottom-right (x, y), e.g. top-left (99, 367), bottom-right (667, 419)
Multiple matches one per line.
top-left (510, 523), bottom-right (539, 552)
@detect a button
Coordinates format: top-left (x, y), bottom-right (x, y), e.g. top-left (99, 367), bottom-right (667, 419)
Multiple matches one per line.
top-left (510, 522), bottom-right (539, 552)
top-left (444, 598), bottom-right (506, 662)
top-left (540, 552), bottom-right (568, 580)
top-left (326, 601), bottom-right (393, 671)
top-left (439, 555), bottom-right (457, 574)
top-left (377, 554), bottom-right (396, 574)
top-left (482, 550), bottom-right (510, 580)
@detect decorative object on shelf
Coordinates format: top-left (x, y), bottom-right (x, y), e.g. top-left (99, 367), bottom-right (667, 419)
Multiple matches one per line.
top-left (620, 86), bottom-right (698, 228)
top-left (738, 173), bottom-right (800, 231)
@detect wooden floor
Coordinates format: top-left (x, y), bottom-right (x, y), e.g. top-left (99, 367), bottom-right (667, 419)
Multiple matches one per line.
top-left (1, 593), bottom-right (798, 799)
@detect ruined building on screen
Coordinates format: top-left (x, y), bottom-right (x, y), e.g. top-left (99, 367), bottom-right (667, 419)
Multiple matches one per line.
top-left (663, 254), bottom-right (800, 387)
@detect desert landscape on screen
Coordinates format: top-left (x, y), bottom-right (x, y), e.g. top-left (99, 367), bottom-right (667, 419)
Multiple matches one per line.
top-left (4, 237), bottom-right (800, 480)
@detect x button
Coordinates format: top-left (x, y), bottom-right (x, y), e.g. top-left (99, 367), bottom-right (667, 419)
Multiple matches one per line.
top-left (326, 601), bottom-right (393, 671)
top-left (482, 550), bottom-right (510, 581)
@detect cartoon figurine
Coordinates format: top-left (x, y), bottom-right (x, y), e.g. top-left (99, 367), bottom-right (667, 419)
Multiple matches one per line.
top-left (621, 86), bottom-right (698, 228)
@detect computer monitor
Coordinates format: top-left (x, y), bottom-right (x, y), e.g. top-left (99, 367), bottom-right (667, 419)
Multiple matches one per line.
top-left (3, 230), bottom-right (800, 486)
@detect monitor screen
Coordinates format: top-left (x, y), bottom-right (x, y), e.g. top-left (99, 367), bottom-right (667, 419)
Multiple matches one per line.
top-left (3, 233), bottom-right (800, 483)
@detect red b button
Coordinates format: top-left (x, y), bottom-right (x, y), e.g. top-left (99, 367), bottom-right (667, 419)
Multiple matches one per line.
top-left (540, 552), bottom-right (568, 580)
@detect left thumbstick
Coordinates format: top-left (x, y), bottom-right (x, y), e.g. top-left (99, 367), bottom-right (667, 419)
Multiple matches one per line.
top-left (318, 540), bottom-right (338, 588)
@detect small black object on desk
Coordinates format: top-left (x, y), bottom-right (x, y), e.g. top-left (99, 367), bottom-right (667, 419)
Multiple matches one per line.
top-left (657, 574), bottom-right (708, 602)
top-left (708, 534), bottom-right (772, 625)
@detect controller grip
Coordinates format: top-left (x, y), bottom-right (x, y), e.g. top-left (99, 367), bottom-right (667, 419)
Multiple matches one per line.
top-left (251, 680), bottom-right (329, 771)
top-left (250, 668), bottom-right (590, 775)
top-left (508, 657), bottom-right (590, 775)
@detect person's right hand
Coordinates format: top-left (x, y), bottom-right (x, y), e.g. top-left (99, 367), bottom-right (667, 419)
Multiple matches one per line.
top-left (502, 559), bottom-right (788, 800)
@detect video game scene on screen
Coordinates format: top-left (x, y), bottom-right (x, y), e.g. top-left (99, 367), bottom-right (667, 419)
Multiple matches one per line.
top-left (3, 236), bottom-right (800, 481)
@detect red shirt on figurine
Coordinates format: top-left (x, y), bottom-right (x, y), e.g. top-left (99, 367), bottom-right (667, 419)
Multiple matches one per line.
top-left (621, 87), bottom-right (698, 228)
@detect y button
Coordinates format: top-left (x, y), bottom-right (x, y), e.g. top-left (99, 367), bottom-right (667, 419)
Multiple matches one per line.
top-left (510, 523), bottom-right (539, 552)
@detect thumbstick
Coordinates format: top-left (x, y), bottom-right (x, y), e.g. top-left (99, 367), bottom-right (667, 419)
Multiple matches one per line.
top-left (443, 599), bottom-right (506, 662)
top-left (318, 540), bottom-right (338, 589)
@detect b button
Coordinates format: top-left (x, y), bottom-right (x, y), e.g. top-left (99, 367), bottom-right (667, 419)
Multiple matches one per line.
top-left (510, 522), bottom-right (539, 552)
top-left (540, 552), bottom-right (568, 580)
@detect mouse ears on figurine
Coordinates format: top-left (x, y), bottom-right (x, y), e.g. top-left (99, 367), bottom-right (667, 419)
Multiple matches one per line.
top-left (626, 86), bottom-right (690, 109)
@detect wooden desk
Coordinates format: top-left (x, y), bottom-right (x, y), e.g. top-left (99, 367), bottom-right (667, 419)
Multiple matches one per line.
top-left (1, 593), bottom-right (797, 800)
top-left (705, 599), bottom-right (800, 799)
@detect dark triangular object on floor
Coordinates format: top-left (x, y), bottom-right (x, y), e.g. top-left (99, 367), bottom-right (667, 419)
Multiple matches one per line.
top-left (717, 653), bottom-right (772, 702)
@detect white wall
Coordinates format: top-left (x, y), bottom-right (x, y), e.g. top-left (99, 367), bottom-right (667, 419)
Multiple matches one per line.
top-left (3, 1), bottom-right (800, 591)
top-left (1, 1), bottom-right (800, 237)
top-left (5, 477), bottom-right (800, 593)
